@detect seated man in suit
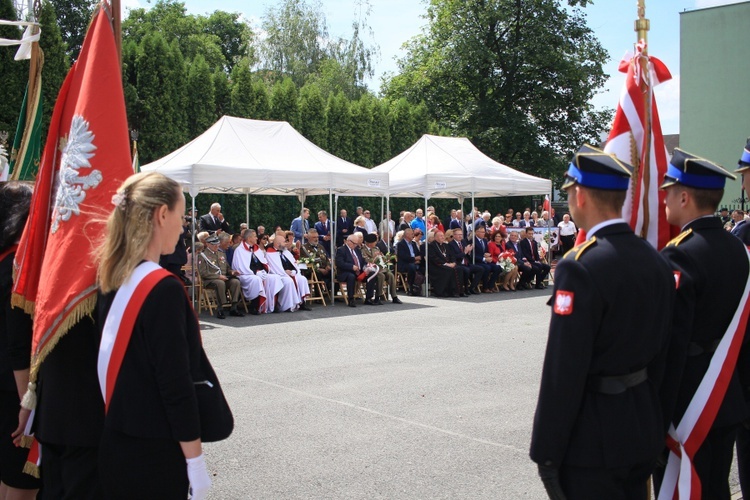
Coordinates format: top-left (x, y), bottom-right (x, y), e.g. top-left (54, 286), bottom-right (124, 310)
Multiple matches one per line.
top-left (449, 228), bottom-right (484, 294)
top-left (335, 235), bottom-right (378, 306)
top-left (471, 226), bottom-right (501, 292)
top-left (199, 202), bottom-right (231, 234)
top-left (396, 228), bottom-right (423, 295)
top-left (506, 230), bottom-right (534, 289)
top-left (520, 227), bottom-right (550, 289)
top-left (197, 235), bottom-right (244, 318)
top-left (361, 233), bottom-right (401, 304)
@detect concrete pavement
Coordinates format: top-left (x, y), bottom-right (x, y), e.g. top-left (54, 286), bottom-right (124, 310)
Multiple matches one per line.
top-left (199, 289), bottom-right (742, 499)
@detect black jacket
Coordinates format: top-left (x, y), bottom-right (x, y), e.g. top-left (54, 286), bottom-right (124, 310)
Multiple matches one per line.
top-left (530, 222), bottom-right (675, 469)
top-left (660, 216), bottom-right (750, 429)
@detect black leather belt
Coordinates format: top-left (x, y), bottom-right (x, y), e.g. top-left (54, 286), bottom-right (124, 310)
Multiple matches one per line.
top-left (687, 339), bottom-right (720, 356)
top-left (588, 368), bottom-right (648, 395)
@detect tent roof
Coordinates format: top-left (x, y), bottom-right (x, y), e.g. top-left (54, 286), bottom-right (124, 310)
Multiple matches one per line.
top-left (372, 134), bottom-right (551, 198)
top-left (140, 116), bottom-right (388, 196)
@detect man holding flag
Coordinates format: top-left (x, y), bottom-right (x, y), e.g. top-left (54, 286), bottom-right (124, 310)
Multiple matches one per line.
top-left (656, 150), bottom-right (750, 500)
top-left (11, 2), bottom-right (134, 496)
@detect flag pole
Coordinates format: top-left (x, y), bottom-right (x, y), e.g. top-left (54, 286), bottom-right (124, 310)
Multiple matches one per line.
top-left (636, 0), bottom-right (651, 239)
top-left (110, 0), bottom-right (122, 63)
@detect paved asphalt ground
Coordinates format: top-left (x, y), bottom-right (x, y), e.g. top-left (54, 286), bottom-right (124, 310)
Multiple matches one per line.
top-left (198, 288), bottom-right (742, 499)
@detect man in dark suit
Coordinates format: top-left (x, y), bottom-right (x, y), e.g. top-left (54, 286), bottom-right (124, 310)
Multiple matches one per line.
top-left (470, 226), bottom-right (500, 292)
top-left (335, 235), bottom-right (377, 306)
top-left (449, 228), bottom-right (483, 294)
top-left (314, 210), bottom-right (332, 256)
top-left (519, 227), bottom-right (550, 289)
top-left (199, 203), bottom-right (231, 234)
top-left (396, 228), bottom-right (422, 295)
top-left (506, 230), bottom-right (533, 289)
top-left (655, 148), bottom-right (750, 499)
top-left (449, 210), bottom-right (463, 231)
top-left (335, 209), bottom-right (353, 247)
top-left (531, 144), bottom-right (675, 499)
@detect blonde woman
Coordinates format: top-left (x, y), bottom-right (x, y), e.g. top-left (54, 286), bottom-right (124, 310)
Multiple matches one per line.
top-left (96, 173), bottom-right (214, 500)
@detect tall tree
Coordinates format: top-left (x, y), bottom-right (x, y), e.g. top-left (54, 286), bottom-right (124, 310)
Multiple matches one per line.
top-left (298, 82), bottom-right (327, 148)
top-left (388, 98), bottom-right (415, 156)
top-left (326, 92), bottom-right (352, 162)
top-left (48, 0), bottom-right (95, 61)
top-left (0, 0), bottom-right (27, 143)
top-left (135, 33), bottom-right (188, 163)
top-left (370, 98), bottom-right (391, 166)
top-left (260, 0), bottom-right (328, 87)
top-left (186, 55), bottom-right (216, 138)
top-left (213, 69), bottom-right (231, 118)
top-left (269, 77), bottom-right (299, 127)
top-left (202, 10), bottom-right (254, 72)
top-left (383, 0), bottom-right (610, 186)
top-left (350, 96), bottom-right (374, 167)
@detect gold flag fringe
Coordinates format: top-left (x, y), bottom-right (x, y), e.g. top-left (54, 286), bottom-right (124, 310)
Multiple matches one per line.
top-left (28, 293), bottom-right (97, 385)
top-left (22, 461), bottom-right (40, 478)
top-left (10, 292), bottom-right (35, 317)
top-left (19, 435), bottom-right (34, 448)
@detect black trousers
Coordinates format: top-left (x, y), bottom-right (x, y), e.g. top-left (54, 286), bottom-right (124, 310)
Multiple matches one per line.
top-left (0, 391), bottom-right (41, 490)
top-left (98, 428), bottom-right (188, 500)
top-left (559, 459), bottom-right (655, 500)
top-left (737, 420), bottom-right (750, 498)
top-left (40, 442), bottom-right (101, 500)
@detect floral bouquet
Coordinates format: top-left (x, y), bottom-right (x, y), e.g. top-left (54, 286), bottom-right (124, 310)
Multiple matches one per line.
top-left (498, 250), bottom-right (516, 273)
top-left (298, 256), bottom-right (319, 270)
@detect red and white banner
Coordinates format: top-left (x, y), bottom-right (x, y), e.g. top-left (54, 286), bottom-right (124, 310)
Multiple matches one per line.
top-left (12, 2), bottom-right (133, 373)
top-left (604, 41), bottom-right (676, 249)
top-left (657, 246), bottom-right (750, 499)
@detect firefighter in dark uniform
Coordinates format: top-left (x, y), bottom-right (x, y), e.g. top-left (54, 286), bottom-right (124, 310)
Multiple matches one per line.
top-left (654, 148), bottom-right (750, 499)
top-left (736, 138), bottom-right (750, 499)
top-left (530, 144), bottom-right (675, 499)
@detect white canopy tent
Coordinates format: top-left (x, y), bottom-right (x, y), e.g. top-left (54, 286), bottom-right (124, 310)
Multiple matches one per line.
top-left (141, 116), bottom-right (390, 305)
top-left (372, 134), bottom-right (550, 199)
top-left (372, 134), bottom-right (552, 296)
top-left (140, 115), bottom-right (388, 197)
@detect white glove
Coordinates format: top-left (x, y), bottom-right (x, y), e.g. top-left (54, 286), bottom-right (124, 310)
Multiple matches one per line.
top-left (256, 270), bottom-right (267, 279)
top-left (186, 454), bottom-right (211, 500)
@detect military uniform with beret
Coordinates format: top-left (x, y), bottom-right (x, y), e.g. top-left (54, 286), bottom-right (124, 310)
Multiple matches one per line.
top-left (530, 145), bottom-right (675, 499)
top-left (655, 149), bottom-right (750, 499)
top-left (198, 236), bottom-right (243, 318)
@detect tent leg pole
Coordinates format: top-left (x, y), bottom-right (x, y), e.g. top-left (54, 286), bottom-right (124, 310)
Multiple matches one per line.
top-left (191, 194), bottom-right (197, 306)
top-left (424, 194), bottom-right (428, 297)
top-left (471, 192), bottom-right (476, 271)
top-left (245, 193), bottom-right (249, 227)
top-left (333, 193), bottom-right (338, 305)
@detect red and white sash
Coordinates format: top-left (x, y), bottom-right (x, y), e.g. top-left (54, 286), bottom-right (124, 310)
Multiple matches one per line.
top-left (97, 261), bottom-right (171, 412)
top-left (658, 246), bottom-right (750, 499)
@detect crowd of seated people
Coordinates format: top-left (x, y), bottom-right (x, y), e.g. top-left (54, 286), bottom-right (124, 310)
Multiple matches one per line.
top-left (164, 203), bottom-right (567, 319)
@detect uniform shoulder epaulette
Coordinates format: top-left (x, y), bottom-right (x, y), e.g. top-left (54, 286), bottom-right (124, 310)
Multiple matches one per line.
top-left (563, 236), bottom-right (597, 261)
top-left (665, 228), bottom-right (693, 248)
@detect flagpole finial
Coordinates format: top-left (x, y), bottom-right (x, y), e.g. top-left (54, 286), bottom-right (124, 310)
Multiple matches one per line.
top-left (635, 0), bottom-right (650, 46)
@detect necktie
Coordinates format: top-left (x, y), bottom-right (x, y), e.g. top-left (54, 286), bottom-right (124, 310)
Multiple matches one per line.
top-left (350, 248), bottom-right (358, 266)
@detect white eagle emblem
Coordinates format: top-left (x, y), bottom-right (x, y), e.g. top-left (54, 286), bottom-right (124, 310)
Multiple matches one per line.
top-left (553, 290), bottom-right (574, 315)
top-left (51, 115), bottom-right (102, 233)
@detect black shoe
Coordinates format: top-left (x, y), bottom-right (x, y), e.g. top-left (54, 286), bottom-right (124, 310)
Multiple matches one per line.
top-left (215, 309), bottom-right (226, 319)
top-left (459, 293), bottom-right (468, 298)
top-left (347, 302), bottom-right (357, 308)
top-left (363, 299), bottom-right (375, 305)
top-left (392, 297), bottom-right (402, 304)
top-left (299, 303), bottom-right (312, 311)
top-left (373, 299), bottom-right (384, 305)
top-left (472, 287), bottom-right (481, 295)
top-left (248, 307), bottom-right (260, 316)
top-left (535, 284), bottom-right (545, 290)
top-left (230, 309), bottom-right (244, 317)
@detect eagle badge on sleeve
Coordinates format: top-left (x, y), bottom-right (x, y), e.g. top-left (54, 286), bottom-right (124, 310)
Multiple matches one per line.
top-left (553, 290), bottom-right (574, 315)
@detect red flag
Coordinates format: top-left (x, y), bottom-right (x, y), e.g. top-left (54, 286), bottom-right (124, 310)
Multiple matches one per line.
top-left (603, 41), bottom-right (677, 249)
top-left (12, 3), bottom-right (132, 378)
